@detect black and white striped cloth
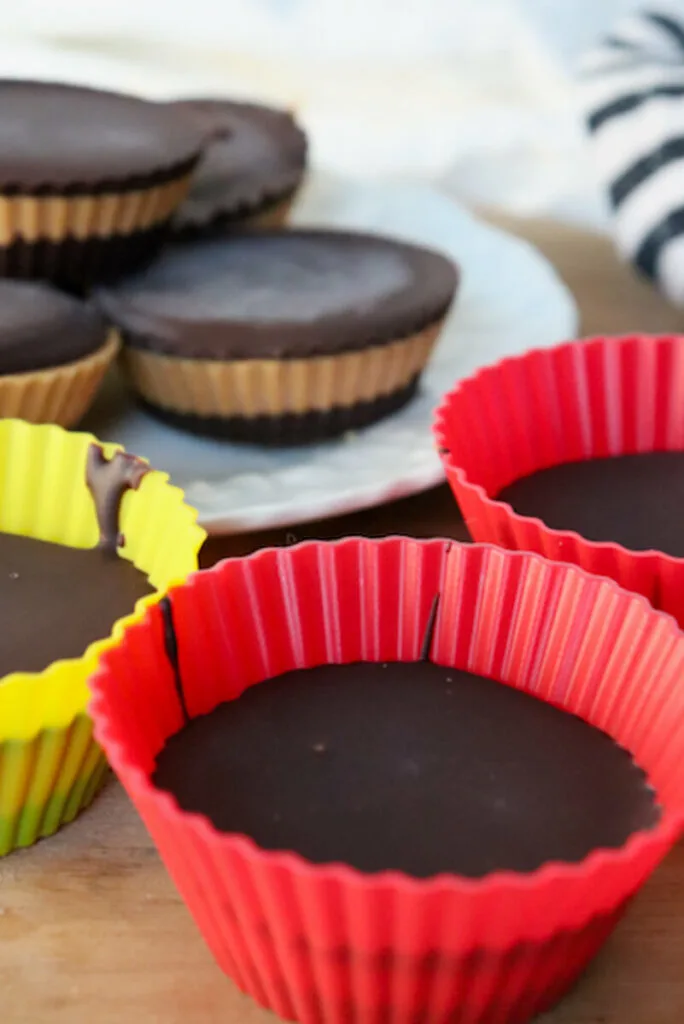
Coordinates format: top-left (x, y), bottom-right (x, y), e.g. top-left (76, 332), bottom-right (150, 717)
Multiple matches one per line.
top-left (582, 7), bottom-right (684, 305)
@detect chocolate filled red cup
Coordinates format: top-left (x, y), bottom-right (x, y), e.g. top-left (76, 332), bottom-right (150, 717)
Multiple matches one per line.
top-left (89, 537), bottom-right (684, 1024)
top-left (434, 334), bottom-right (684, 626)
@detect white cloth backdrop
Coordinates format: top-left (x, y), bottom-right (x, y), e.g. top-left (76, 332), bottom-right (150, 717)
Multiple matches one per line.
top-left (0, 0), bottom-right (662, 227)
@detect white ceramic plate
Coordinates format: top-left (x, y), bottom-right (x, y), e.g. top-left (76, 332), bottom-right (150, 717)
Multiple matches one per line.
top-left (83, 173), bottom-right (578, 534)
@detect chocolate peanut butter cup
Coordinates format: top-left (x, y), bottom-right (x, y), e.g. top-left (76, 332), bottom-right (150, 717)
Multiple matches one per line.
top-left (169, 98), bottom-right (307, 235)
top-left (0, 80), bottom-right (203, 290)
top-left (0, 279), bottom-right (118, 425)
top-left (97, 228), bottom-right (458, 443)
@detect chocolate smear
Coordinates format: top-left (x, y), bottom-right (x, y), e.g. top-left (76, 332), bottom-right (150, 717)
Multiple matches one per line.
top-left (160, 594), bottom-right (190, 725)
top-left (86, 443), bottom-right (149, 556)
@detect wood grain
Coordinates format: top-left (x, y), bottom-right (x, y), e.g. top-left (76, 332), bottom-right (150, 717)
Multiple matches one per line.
top-left (3, 214), bottom-right (684, 1023)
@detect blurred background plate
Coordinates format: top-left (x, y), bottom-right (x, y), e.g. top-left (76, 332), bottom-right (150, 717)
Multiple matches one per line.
top-left (83, 172), bottom-right (578, 534)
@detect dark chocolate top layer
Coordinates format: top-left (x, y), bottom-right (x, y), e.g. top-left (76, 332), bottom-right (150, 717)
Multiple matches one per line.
top-left (0, 280), bottom-right (107, 374)
top-left (0, 532), bottom-right (152, 676)
top-left (169, 98), bottom-right (307, 228)
top-left (0, 81), bottom-right (203, 190)
top-left (96, 229), bottom-right (458, 359)
top-left (153, 660), bottom-right (659, 878)
top-left (497, 451), bottom-right (684, 557)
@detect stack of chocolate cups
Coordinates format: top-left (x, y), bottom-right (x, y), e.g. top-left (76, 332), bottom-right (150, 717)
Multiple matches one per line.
top-left (0, 82), bottom-right (206, 428)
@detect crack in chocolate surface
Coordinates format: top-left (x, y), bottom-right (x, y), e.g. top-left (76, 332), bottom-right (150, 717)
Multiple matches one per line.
top-left (85, 444), bottom-right (149, 556)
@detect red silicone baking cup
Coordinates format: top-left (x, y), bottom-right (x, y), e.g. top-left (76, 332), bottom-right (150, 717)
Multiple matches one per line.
top-left (434, 333), bottom-right (684, 626)
top-left (90, 538), bottom-right (684, 1024)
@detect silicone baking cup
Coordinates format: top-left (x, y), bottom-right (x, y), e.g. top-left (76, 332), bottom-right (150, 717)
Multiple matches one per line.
top-left (435, 333), bottom-right (684, 626)
top-left (0, 329), bottom-right (118, 427)
top-left (0, 419), bottom-right (204, 855)
top-left (90, 537), bottom-right (684, 1024)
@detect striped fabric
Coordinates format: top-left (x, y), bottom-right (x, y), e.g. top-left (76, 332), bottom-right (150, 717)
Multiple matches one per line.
top-left (581, 8), bottom-right (684, 305)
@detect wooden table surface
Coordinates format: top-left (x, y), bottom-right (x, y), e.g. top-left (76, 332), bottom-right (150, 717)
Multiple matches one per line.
top-left (4, 216), bottom-right (684, 1024)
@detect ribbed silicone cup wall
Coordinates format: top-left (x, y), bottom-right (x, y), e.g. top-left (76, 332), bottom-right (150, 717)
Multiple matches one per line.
top-left (434, 334), bottom-right (684, 627)
top-left (0, 419), bottom-right (205, 855)
top-left (91, 537), bottom-right (684, 1024)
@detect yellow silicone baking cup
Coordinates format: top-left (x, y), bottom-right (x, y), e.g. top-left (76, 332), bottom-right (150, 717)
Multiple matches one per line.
top-left (0, 419), bottom-right (205, 854)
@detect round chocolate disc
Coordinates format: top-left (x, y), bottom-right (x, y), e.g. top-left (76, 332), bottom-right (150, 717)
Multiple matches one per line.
top-left (153, 660), bottom-right (660, 878)
top-left (0, 279), bottom-right (108, 374)
top-left (97, 229), bottom-right (458, 360)
top-left (0, 81), bottom-right (203, 190)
